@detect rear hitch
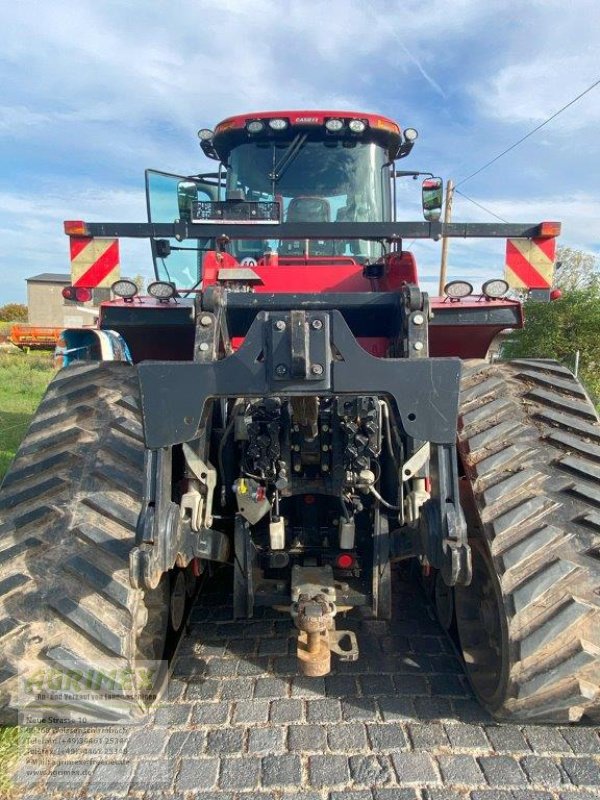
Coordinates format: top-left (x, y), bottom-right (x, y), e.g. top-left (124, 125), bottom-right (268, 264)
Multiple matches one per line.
top-left (290, 565), bottom-right (358, 677)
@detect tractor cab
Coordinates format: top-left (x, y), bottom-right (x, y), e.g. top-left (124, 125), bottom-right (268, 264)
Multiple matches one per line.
top-left (146, 110), bottom-right (423, 285)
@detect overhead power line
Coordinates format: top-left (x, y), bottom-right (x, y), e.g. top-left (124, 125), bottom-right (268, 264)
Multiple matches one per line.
top-left (454, 189), bottom-right (509, 223)
top-left (456, 76), bottom-right (600, 188)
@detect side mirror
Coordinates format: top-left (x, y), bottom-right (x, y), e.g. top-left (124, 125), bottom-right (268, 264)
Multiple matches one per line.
top-left (422, 177), bottom-right (443, 222)
top-left (177, 181), bottom-right (199, 220)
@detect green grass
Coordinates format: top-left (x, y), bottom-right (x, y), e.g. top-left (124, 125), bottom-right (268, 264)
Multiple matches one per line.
top-left (0, 352), bottom-right (55, 798)
top-left (0, 352), bottom-right (56, 481)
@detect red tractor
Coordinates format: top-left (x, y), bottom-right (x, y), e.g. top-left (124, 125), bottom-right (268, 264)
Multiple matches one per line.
top-left (0, 110), bottom-right (598, 723)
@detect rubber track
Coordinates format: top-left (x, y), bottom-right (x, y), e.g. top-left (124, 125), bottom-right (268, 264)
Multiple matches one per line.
top-left (0, 362), bottom-right (167, 723)
top-left (458, 358), bottom-right (600, 722)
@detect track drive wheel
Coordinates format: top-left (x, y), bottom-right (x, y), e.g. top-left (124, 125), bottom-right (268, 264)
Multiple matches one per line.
top-left (457, 359), bottom-right (600, 722)
top-left (0, 362), bottom-right (177, 723)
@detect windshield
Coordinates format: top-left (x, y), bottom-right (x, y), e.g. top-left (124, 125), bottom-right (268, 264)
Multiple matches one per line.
top-left (226, 140), bottom-right (391, 261)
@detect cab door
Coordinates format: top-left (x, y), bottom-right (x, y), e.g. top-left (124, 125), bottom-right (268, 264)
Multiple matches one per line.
top-left (145, 170), bottom-right (221, 288)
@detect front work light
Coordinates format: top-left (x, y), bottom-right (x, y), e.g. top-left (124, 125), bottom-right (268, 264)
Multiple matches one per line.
top-left (197, 128), bottom-right (214, 141)
top-left (444, 280), bottom-right (473, 299)
top-left (268, 118), bottom-right (288, 130)
top-left (404, 128), bottom-right (418, 142)
top-left (246, 120), bottom-right (265, 134)
top-left (147, 281), bottom-right (177, 300)
top-left (325, 118), bottom-right (344, 132)
top-left (348, 119), bottom-right (367, 133)
top-left (482, 279), bottom-right (509, 299)
top-left (111, 279), bottom-right (138, 300)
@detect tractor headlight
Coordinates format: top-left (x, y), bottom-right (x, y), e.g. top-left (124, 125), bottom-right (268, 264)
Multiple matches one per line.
top-left (482, 279), bottom-right (509, 299)
top-left (444, 280), bottom-right (473, 299)
top-left (325, 118), bottom-right (344, 132)
top-left (348, 119), bottom-right (367, 133)
top-left (147, 281), bottom-right (177, 300)
top-left (197, 128), bottom-right (214, 141)
top-left (246, 120), bottom-right (265, 134)
top-left (268, 118), bottom-right (288, 130)
top-left (111, 279), bottom-right (138, 300)
top-left (404, 127), bottom-right (418, 142)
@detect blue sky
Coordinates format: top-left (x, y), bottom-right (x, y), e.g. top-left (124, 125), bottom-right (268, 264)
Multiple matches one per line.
top-left (1, 0), bottom-right (599, 303)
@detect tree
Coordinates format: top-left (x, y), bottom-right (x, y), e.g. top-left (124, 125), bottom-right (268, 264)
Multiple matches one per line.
top-left (503, 283), bottom-right (600, 404)
top-left (0, 303), bottom-right (28, 322)
top-left (554, 246), bottom-right (600, 291)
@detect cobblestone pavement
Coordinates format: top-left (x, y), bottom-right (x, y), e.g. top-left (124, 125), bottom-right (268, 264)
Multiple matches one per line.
top-left (12, 569), bottom-right (600, 800)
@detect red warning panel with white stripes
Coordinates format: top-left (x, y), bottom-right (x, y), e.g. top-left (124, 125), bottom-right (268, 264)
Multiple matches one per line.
top-left (505, 237), bottom-right (556, 289)
top-left (70, 237), bottom-right (120, 288)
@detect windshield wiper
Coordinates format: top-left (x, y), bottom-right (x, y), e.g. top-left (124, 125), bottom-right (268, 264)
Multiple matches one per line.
top-left (269, 134), bottom-right (308, 183)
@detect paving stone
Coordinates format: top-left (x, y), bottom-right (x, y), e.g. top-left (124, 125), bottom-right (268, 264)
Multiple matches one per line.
top-left (248, 726), bottom-right (287, 754)
top-left (342, 698), bottom-right (378, 721)
top-left (367, 722), bottom-right (407, 752)
top-left (521, 755), bottom-right (567, 786)
top-left (227, 637), bottom-right (258, 655)
top-left (413, 696), bottom-right (453, 721)
top-left (408, 723), bottom-right (450, 750)
top-left (237, 657), bottom-right (270, 676)
top-left (331, 792), bottom-right (374, 800)
top-left (328, 723), bottom-right (369, 752)
top-left (391, 753), bottom-right (440, 784)
top-left (478, 756), bottom-right (528, 787)
top-left (230, 699), bottom-right (270, 724)
top-left (445, 723), bottom-right (490, 750)
top-left (359, 674), bottom-right (396, 695)
top-left (451, 699), bottom-right (494, 723)
top-left (192, 701), bottom-right (230, 725)
top-left (152, 703), bottom-right (192, 725)
top-left (523, 726), bottom-right (571, 754)
top-left (511, 793), bottom-right (554, 800)
top-left (558, 727), bottom-right (600, 755)
top-left (88, 761), bottom-right (134, 792)
top-left (373, 790), bottom-right (419, 800)
top-left (219, 756), bottom-right (260, 790)
top-left (126, 728), bottom-right (168, 756)
top-left (270, 698), bottom-right (304, 722)
top-left (288, 723), bottom-right (327, 752)
top-left (437, 755), bottom-right (485, 785)
top-left (254, 676), bottom-right (290, 698)
top-left (131, 759), bottom-right (175, 791)
top-left (206, 659), bottom-right (239, 677)
top-left (206, 728), bottom-right (245, 754)
top-left (423, 790), bottom-right (470, 800)
top-left (179, 730), bottom-right (206, 756)
top-left (261, 754), bottom-right (302, 787)
top-left (258, 637), bottom-right (290, 656)
top-left (291, 676), bottom-right (327, 698)
top-left (484, 726), bottom-right (531, 754)
top-left (379, 696), bottom-right (417, 721)
top-left (176, 758), bottom-right (219, 791)
top-left (350, 754), bottom-right (395, 786)
top-left (185, 679), bottom-right (221, 700)
top-left (325, 675), bottom-right (359, 697)
top-left (392, 673), bottom-right (429, 696)
top-left (470, 792), bottom-right (515, 800)
top-left (306, 698), bottom-right (342, 723)
top-left (271, 654), bottom-right (301, 675)
top-left (167, 730), bottom-right (190, 757)
top-left (561, 757), bottom-right (600, 787)
top-left (429, 674), bottom-right (470, 697)
top-left (308, 754), bottom-right (350, 787)
top-left (219, 677), bottom-right (255, 700)
top-left (45, 762), bottom-right (95, 790)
